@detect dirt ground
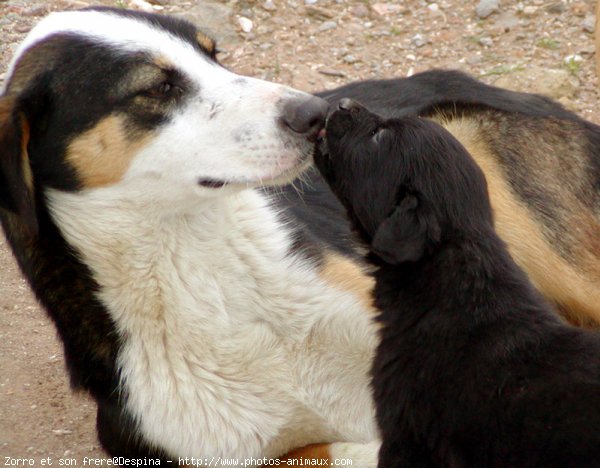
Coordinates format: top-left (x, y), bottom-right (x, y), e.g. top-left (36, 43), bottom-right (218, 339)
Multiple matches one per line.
top-left (1, 0), bottom-right (599, 461)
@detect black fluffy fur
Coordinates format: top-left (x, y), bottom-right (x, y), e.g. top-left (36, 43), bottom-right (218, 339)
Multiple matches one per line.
top-left (314, 101), bottom-right (600, 468)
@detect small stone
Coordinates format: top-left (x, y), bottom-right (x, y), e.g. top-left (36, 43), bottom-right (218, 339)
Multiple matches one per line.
top-left (262, 0), bottom-right (276, 11)
top-left (428, 3), bottom-right (439, 13)
top-left (522, 6), bottom-right (537, 16)
top-left (55, 0), bottom-right (90, 10)
top-left (15, 24), bottom-right (32, 33)
top-left (318, 21), bottom-right (338, 32)
top-left (479, 37), bottom-right (493, 47)
top-left (564, 54), bottom-right (584, 64)
top-left (371, 3), bottom-right (404, 16)
top-left (411, 33), bottom-right (426, 48)
top-left (129, 0), bottom-right (155, 12)
top-left (343, 54), bottom-right (358, 64)
top-left (492, 11), bottom-right (520, 32)
top-left (178, 1), bottom-right (238, 47)
top-left (318, 68), bottom-right (346, 77)
top-left (545, 1), bottom-right (566, 14)
top-left (238, 16), bottom-right (253, 33)
top-left (570, 2), bottom-right (587, 17)
top-left (581, 15), bottom-right (595, 33)
top-left (305, 6), bottom-right (335, 19)
top-left (466, 55), bottom-right (483, 65)
top-left (22, 6), bottom-right (49, 17)
top-left (304, 0), bottom-right (317, 4)
top-left (351, 4), bottom-right (370, 18)
top-left (476, 0), bottom-right (499, 19)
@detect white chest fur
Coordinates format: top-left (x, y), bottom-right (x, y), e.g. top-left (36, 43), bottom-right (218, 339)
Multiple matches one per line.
top-left (47, 186), bottom-right (378, 459)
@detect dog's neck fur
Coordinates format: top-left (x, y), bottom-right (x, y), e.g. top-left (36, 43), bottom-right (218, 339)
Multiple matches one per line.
top-left (46, 185), bottom-right (378, 458)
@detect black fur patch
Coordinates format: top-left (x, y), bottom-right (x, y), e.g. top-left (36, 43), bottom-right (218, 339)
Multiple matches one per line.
top-left (265, 166), bottom-right (364, 263)
top-left (316, 69), bottom-right (600, 266)
top-left (316, 102), bottom-right (600, 467)
top-left (316, 69), bottom-right (579, 121)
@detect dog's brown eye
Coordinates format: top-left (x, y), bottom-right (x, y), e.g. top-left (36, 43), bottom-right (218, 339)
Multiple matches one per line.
top-left (144, 82), bottom-right (180, 98)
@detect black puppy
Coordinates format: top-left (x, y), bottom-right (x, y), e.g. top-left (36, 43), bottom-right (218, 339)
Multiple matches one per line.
top-left (314, 99), bottom-right (600, 468)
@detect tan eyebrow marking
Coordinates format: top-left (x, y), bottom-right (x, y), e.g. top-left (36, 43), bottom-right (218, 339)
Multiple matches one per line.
top-left (196, 31), bottom-right (215, 54)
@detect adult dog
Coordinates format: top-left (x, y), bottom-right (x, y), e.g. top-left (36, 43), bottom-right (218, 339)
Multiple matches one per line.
top-left (314, 100), bottom-right (600, 467)
top-left (0, 6), bottom-right (598, 464)
top-left (0, 6), bottom-right (379, 464)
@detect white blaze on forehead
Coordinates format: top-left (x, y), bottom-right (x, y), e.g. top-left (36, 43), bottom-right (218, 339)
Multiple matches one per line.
top-left (3, 9), bottom-right (217, 93)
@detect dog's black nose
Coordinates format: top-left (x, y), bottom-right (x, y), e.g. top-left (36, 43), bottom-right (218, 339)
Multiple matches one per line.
top-left (337, 98), bottom-right (361, 112)
top-left (281, 96), bottom-right (329, 141)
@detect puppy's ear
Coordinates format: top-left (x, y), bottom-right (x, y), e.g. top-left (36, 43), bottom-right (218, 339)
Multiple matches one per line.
top-left (372, 194), bottom-right (440, 264)
top-left (0, 95), bottom-right (37, 236)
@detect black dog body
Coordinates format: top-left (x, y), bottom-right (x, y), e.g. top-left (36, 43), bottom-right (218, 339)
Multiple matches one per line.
top-left (317, 71), bottom-right (600, 328)
top-left (315, 103), bottom-right (600, 467)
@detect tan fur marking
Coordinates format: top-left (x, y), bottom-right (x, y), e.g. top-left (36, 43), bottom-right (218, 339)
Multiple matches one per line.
top-left (0, 95), bottom-right (16, 123)
top-left (65, 114), bottom-right (150, 188)
top-left (279, 443), bottom-right (332, 465)
top-left (441, 117), bottom-right (600, 327)
top-left (320, 253), bottom-right (376, 313)
top-left (19, 114), bottom-right (34, 192)
top-left (153, 56), bottom-right (174, 70)
top-left (196, 32), bottom-right (215, 54)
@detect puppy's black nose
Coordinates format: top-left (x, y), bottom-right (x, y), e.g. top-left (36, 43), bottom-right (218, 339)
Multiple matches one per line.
top-left (337, 98), bottom-right (361, 111)
top-left (281, 96), bottom-right (329, 141)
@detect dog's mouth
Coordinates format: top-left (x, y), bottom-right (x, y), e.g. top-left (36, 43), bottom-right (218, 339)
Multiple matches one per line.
top-left (197, 151), bottom-right (313, 190)
top-left (198, 178), bottom-right (228, 189)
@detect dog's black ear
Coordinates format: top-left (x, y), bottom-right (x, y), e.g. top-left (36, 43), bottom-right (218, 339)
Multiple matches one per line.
top-left (372, 194), bottom-right (440, 264)
top-left (0, 95), bottom-right (37, 236)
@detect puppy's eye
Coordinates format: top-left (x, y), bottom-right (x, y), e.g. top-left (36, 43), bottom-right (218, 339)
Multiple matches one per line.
top-left (370, 127), bottom-right (385, 142)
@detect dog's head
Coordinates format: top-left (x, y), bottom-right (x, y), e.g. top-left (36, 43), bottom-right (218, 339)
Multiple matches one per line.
top-left (315, 100), bottom-right (493, 264)
top-left (0, 7), bottom-right (328, 234)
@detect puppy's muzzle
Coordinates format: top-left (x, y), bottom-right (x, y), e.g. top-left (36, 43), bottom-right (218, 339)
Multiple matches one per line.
top-left (281, 96), bottom-right (329, 142)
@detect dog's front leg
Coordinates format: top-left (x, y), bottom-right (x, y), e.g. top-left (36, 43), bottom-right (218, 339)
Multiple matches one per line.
top-left (280, 441), bottom-right (380, 467)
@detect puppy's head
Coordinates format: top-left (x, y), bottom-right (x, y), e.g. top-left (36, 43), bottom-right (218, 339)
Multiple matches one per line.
top-left (315, 100), bottom-right (493, 264)
top-left (0, 7), bottom-right (328, 234)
